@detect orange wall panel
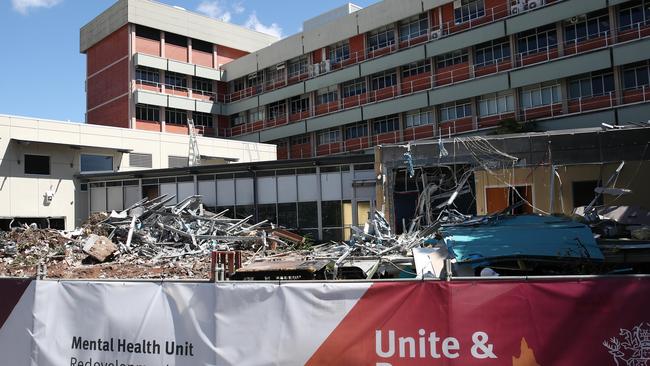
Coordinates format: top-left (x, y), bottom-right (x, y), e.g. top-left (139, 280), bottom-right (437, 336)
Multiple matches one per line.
top-left (165, 44), bottom-right (188, 62)
top-left (87, 59), bottom-right (129, 109)
top-left (135, 37), bottom-right (160, 56)
top-left (192, 49), bottom-right (213, 67)
top-left (218, 45), bottom-right (248, 65)
top-left (87, 25), bottom-right (128, 76)
top-left (349, 34), bottom-right (365, 57)
top-left (87, 96), bottom-right (129, 128)
top-left (136, 120), bottom-right (162, 132)
top-left (165, 123), bottom-right (189, 135)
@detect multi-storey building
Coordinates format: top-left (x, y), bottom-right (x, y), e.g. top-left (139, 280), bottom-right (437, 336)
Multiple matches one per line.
top-left (82, 0), bottom-right (650, 159)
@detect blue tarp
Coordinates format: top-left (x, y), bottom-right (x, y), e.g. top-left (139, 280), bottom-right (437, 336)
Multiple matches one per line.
top-left (436, 215), bottom-right (604, 263)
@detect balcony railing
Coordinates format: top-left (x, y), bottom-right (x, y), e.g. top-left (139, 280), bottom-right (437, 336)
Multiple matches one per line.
top-left (222, 23), bottom-right (650, 138)
top-left (135, 80), bottom-right (221, 102)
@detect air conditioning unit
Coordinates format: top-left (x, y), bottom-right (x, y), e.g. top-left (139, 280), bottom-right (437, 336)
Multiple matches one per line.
top-left (453, 0), bottom-right (462, 9)
top-left (276, 63), bottom-right (285, 70)
top-left (247, 72), bottom-right (257, 80)
top-left (510, 4), bottom-right (523, 14)
top-left (431, 28), bottom-right (442, 40)
top-left (309, 63), bottom-right (321, 77)
top-left (526, 0), bottom-right (543, 10)
top-left (568, 14), bottom-right (587, 24)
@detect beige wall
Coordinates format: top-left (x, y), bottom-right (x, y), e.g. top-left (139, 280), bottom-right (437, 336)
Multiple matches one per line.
top-left (474, 161), bottom-right (650, 216)
top-left (0, 114), bottom-right (277, 229)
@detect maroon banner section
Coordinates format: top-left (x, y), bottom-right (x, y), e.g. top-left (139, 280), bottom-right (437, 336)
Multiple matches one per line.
top-left (0, 278), bottom-right (32, 330)
top-left (307, 278), bottom-right (650, 366)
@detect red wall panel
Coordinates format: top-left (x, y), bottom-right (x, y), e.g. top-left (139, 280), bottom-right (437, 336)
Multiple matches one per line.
top-left (165, 44), bottom-right (188, 62)
top-left (192, 49), bottom-right (213, 67)
top-left (87, 25), bottom-right (129, 76)
top-left (218, 45), bottom-right (248, 65)
top-left (135, 37), bottom-right (160, 56)
top-left (87, 96), bottom-right (129, 128)
top-left (87, 59), bottom-right (129, 109)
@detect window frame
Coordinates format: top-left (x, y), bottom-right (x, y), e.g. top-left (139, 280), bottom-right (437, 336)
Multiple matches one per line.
top-left (439, 100), bottom-right (473, 122)
top-left (80, 154), bottom-right (114, 174)
top-left (478, 92), bottom-right (515, 117)
top-left (454, 0), bottom-right (485, 25)
top-left (342, 78), bottom-right (367, 98)
top-left (399, 14), bottom-right (429, 42)
top-left (474, 38), bottom-right (511, 67)
top-left (405, 109), bottom-right (434, 128)
top-left (318, 128), bottom-right (342, 145)
top-left (165, 107), bottom-right (187, 124)
top-left (372, 115), bottom-right (400, 134)
top-left (436, 49), bottom-right (469, 69)
top-left (367, 25), bottom-right (396, 52)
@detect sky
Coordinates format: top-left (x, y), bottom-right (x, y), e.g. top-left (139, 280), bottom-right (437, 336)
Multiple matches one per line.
top-left (0, 0), bottom-right (377, 123)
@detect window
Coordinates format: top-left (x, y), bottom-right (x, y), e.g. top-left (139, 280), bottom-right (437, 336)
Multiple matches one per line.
top-left (321, 201), bottom-right (343, 227)
top-left (370, 71), bottom-right (397, 90)
top-left (192, 111), bottom-right (213, 127)
top-left (318, 128), bottom-right (341, 145)
top-left (268, 101), bottom-right (286, 120)
top-left (168, 156), bottom-right (187, 168)
top-left (436, 49), bottom-right (468, 69)
top-left (266, 66), bottom-right (285, 85)
top-left (136, 25), bottom-right (160, 40)
top-left (277, 202), bottom-right (297, 228)
top-left (80, 154), bottom-right (113, 173)
top-left (129, 153), bottom-right (152, 168)
top-left (440, 100), bottom-right (472, 121)
top-left (329, 40), bottom-right (350, 64)
top-left (399, 14), bottom-right (429, 42)
top-left (136, 104), bottom-right (160, 121)
top-left (342, 78), bottom-right (367, 98)
top-left (288, 56), bottom-right (308, 78)
top-left (290, 134), bottom-right (310, 145)
top-left (165, 71), bottom-right (187, 89)
top-left (231, 78), bottom-right (246, 92)
top-left (474, 38), bottom-right (510, 67)
top-left (258, 204), bottom-right (277, 224)
top-left (373, 115), bottom-right (400, 134)
top-left (191, 77), bottom-right (212, 93)
top-left (520, 82), bottom-right (562, 108)
top-left (248, 107), bottom-right (265, 122)
top-left (454, 0), bottom-right (485, 24)
top-left (619, 0), bottom-right (650, 31)
top-left (192, 38), bottom-right (212, 53)
top-left (135, 66), bottom-right (160, 85)
top-left (298, 202), bottom-right (318, 229)
top-left (231, 112), bottom-right (246, 126)
top-left (405, 109), bottom-right (433, 127)
top-left (402, 60), bottom-right (431, 79)
top-left (479, 92), bottom-right (515, 116)
top-left (517, 25), bottom-right (557, 56)
top-left (165, 107), bottom-right (187, 124)
top-left (317, 86), bottom-right (338, 105)
top-left (345, 122), bottom-right (368, 139)
top-left (568, 70), bottom-right (615, 99)
top-left (623, 62), bottom-right (650, 90)
top-left (290, 95), bottom-right (310, 114)
top-left (367, 25), bottom-right (395, 51)
top-left (565, 10), bottom-right (610, 43)
top-left (24, 154), bottom-right (50, 175)
top-left (246, 72), bottom-right (262, 88)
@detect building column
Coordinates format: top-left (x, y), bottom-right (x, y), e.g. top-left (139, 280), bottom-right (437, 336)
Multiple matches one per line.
top-left (613, 65), bottom-right (624, 107)
top-left (560, 79), bottom-right (569, 114)
top-left (160, 31), bottom-right (165, 58)
top-left (398, 113), bottom-right (405, 142)
top-left (467, 46), bottom-right (475, 78)
top-left (310, 131), bottom-right (317, 157)
top-left (509, 34), bottom-right (518, 67)
top-left (187, 38), bottom-right (193, 64)
top-left (129, 24), bottom-right (137, 129)
top-left (513, 87), bottom-right (522, 121)
top-left (213, 44), bottom-right (218, 69)
top-left (471, 97), bottom-right (478, 130)
top-left (556, 21), bottom-right (565, 57)
top-left (609, 4), bottom-right (619, 43)
top-left (187, 75), bottom-right (193, 99)
top-left (160, 106), bottom-right (166, 133)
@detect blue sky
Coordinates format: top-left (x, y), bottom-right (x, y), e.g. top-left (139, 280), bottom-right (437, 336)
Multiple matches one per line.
top-left (0, 0), bottom-right (377, 123)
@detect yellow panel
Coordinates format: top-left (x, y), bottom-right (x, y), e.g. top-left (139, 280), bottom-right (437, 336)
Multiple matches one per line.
top-left (357, 201), bottom-right (371, 225)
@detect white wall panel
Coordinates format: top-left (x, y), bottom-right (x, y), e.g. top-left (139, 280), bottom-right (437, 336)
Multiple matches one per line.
top-left (257, 177), bottom-right (277, 204)
top-left (90, 187), bottom-right (106, 213)
top-left (198, 181), bottom-right (217, 207)
top-left (277, 176), bottom-right (297, 203)
top-left (235, 178), bottom-right (254, 205)
top-left (320, 172), bottom-right (342, 201)
top-left (124, 186), bottom-right (140, 209)
top-left (160, 183), bottom-right (177, 204)
top-left (106, 186), bottom-right (123, 212)
top-left (355, 186), bottom-right (375, 201)
top-left (217, 179), bottom-right (235, 206)
top-left (177, 182), bottom-right (195, 202)
top-left (297, 175), bottom-right (319, 202)
top-left (342, 172), bottom-right (353, 200)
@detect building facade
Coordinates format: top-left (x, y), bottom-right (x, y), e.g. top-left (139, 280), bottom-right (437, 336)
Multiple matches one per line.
top-left (83, 0), bottom-right (650, 159)
top-left (0, 114), bottom-right (276, 230)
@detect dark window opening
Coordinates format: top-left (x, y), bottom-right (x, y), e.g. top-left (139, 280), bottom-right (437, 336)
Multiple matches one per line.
top-left (573, 180), bottom-right (602, 208)
top-left (24, 154), bottom-right (50, 175)
top-left (136, 25), bottom-right (160, 40)
top-left (165, 32), bottom-right (187, 47)
top-left (192, 38), bottom-right (213, 53)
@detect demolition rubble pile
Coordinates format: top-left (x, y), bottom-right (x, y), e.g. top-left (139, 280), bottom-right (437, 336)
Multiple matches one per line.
top-left (0, 195), bottom-right (302, 279)
top-left (0, 195), bottom-right (432, 280)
